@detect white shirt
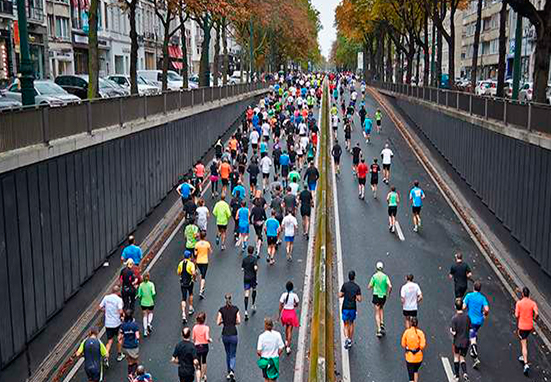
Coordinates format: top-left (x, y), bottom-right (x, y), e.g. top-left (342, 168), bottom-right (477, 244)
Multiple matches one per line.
top-left (298, 122), bottom-right (307, 135)
top-left (289, 182), bottom-right (299, 196)
top-left (351, 91), bottom-right (357, 100)
top-left (250, 130), bottom-right (260, 144)
top-left (196, 206), bottom-right (209, 230)
top-left (279, 291), bottom-right (300, 310)
top-left (262, 122), bottom-right (271, 137)
top-left (257, 330), bottom-right (284, 358)
top-left (287, 96), bottom-right (294, 104)
top-left (297, 98), bottom-right (303, 106)
top-left (282, 214), bottom-right (298, 237)
top-left (300, 136), bottom-right (309, 151)
top-left (100, 294), bottom-right (123, 328)
top-left (381, 148), bottom-right (394, 165)
top-left (332, 115), bottom-right (339, 127)
top-left (260, 156), bottom-right (272, 174)
top-left (400, 282), bottom-right (422, 311)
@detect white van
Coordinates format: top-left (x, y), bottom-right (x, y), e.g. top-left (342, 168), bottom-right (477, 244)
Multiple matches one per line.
top-left (137, 70), bottom-right (183, 91)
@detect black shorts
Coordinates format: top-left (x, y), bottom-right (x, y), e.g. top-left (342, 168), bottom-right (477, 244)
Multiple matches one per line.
top-left (372, 295), bottom-right (387, 306)
top-left (238, 165), bottom-right (246, 175)
top-left (198, 264), bottom-right (208, 278)
top-left (195, 344), bottom-right (209, 364)
top-left (406, 362), bottom-right (422, 380)
top-left (383, 164), bottom-right (391, 170)
top-left (106, 326), bottom-right (120, 340)
top-left (358, 177), bottom-right (366, 185)
top-left (388, 206), bottom-right (397, 217)
top-left (250, 177), bottom-right (257, 186)
top-left (85, 367), bottom-right (101, 382)
top-left (519, 329), bottom-right (532, 340)
top-left (263, 173), bottom-right (270, 179)
top-left (345, 132), bottom-right (351, 139)
top-left (217, 224), bottom-right (227, 232)
top-left (453, 345), bottom-right (468, 357)
top-left (231, 150), bottom-right (237, 159)
top-left (254, 223), bottom-right (264, 238)
top-left (267, 236), bottom-right (277, 245)
top-left (252, 143), bottom-right (258, 150)
top-left (221, 178), bottom-right (229, 186)
top-left (181, 284), bottom-right (194, 300)
top-left (403, 310), bottom-right (417, 317)
top-left (334, 157), bottom-right (340, 165)
top-left (353, 158), bottom-right (360, 165)
top-left (412, 206), bottom-right (422, 215)
top-left (301, 207), bottom-right (311, 217)
top-left (371, 177), bottom-right (378, 185)
top-left (454, 285), bottom-right (467, 299)
top-left (244, 278), bottom-right (257, 290)
top-left (179, 375), bottom-right (195, 382)
top-left (141, 305), bottom-right (155, 311)
top-left (281, 166), bottom-right (289, 177)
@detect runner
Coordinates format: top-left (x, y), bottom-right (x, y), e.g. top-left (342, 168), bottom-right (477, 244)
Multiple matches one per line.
top-left (386, 186), bottom-right (400, 233)
top-left (279, 150), bottom-right (290, 188)
top-left (304, 161), bottom-right (320, 192)
top-left (370, 158), bottom-right (380, 199)
top-left (401, 317), bottom-right (426, 382)
top-left (279, 281), bottom-right (300, 354)
top-left (351, 143), bottom-right (362, 175)
top-left (363, 113), bottom-right (373, 143)
top-left (250, 124), bottom-right (260, 156)
top-left (449, 253), bottom-right (473, 299)
top-left (368, 261), bottom-right (392, 337)
top-left (283, 186), bottom-right (298, 216)
top-left (409, 181), bottom-right (425, 232)
top-left (171, 327), bottom-right (201, 382)
top-left (195, 231), bottom-right (212, 299)
top-left (357, 158), bottom-right (368, 200)
top-left (281, 211), bottom-right (298, 261)
top-left (358, 104), bottom-right (367, 127)
top-left (332, 139), bottom-right (342, 175)
top-left (219, 159), bottom-right (232, 195)
top-left (344, 122), bottom-right (352, 152)
top-left (247, 157), bottom-right (260, 198)
top-left (119, 310), bottom-right (140, 380)
top-left (250, 199), bottom-right (268, 256)
top-left (232, 179), bottom-right (246, 201)
top-left (192, 312), bottom-right (212, 382)
top-left (339, 270), bottom-right (362, 350)
top-left (217, 294), bottom-right (241, 381)
top-left (400, 274), bottom-right (422, 328)
top-left (120, 259), bottom-right (138, 311)
top-left (121, 235), bottom-right (143, 266)
top-left (515, 287), bottom-right (539, 376)
top-left (177, 250), bottom-right (196, 325)
top-left (134, 365), bottom-right (153, 382)
top-left (99, 286), bottom-right (124, 366)
top-left (210, 159), bottom-right (220, 198)
top-left (237, 150), bottom-right (248, 182)
top-left (381, 143), bottom-right (394, 184)
top-left (184, 218), bottom-right (199, 257)
top-left (236, 200), bottom-right (250, 253)
top-left (257, 318), bottom-right (285, 382)
top-left (331, 113), bottom-right (339, 134)
top-left (76, 327), bottom-right (107, 382)
top-left (450, 298), bottom-right (471, 382)
top-left (260, 154), bottom-right (273, 191)
top-left (136, 272), bottom-right (156, 337)
top-left (265, 210), bottom-right (281, 265)
top-left (195, 161), bottom-right (205, 193)
top-left (463, 281), bottom-right (489, 369)
top-left (299, 185), bottom-right (313, 238)
top-left (215, 139), bottom-right (224, 160)
top-left (212, 194), bottom-right (232, 250)
top-left (196, 198), bottom-right (209, 233)
top-left (242, 246), bottom-right (259, 320)
top-left (177, 178), bottom-right (196, 209)
top-left (375, 108), bottom-right (382, 133)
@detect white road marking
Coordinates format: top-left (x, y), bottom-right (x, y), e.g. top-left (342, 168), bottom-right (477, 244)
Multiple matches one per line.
top-left (394, 221), bottom-right (405, 241)
top-left (441, 357), bottom-right (456, 382)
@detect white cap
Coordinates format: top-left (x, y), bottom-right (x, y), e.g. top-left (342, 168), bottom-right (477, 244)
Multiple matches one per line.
top-left (376, 261), bottom-right (384, 270)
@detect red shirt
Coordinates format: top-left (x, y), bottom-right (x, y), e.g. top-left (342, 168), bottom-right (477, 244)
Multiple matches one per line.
top-left (515, 297), bottom-right (538, 331)
top-left (357, 163), bottom-right (368, 179)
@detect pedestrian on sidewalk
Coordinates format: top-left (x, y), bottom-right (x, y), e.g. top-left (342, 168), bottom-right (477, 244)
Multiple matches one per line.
top-left (400, 274), bottom-right (422, 328)
top-left (449, 253), bottom-right (472, 299)
top-left (242, 246), bottom-right (258, 320)
top-left (75, 326), bottom-right (107, 382)
top-left (178, 250), bottom-right (197, 325)
top-left (119, 310), bottom-right (140, 380)
top-left (281, 211), bottom-right (298, 261)
top-left (136, 272), bottom-right (156, 337)
top-left (213, 194), bottom-right (231, 250)
top-left (257, 317), bottom-right (285, 382)
top-left (463, 280), bottom-right (489, 369)
top-left (409, 181), bottom-right (425, 233)
top-left (172, 327), bottom-right (201, 382)
top-left (192, 312), bottom-right (212, 382)
top-left (386, 186), bottom-right (400, 233)
top-left (195, 231), bottom-right (212, 299)
top-left (99, 285), bottom-right (124, 365)
top-left (121, 235), bottom-right (143, 266)
top-left (515, 287), bottom-right (539, 376)
top-left (368, 262), bottom-right (392, 338)
top-left (120, 259), bottom-right (139, 311)
top-left (279, 281), bottom-right (300, 354)
top-left (450, 298), bottom-right (471, 382)
top-left (401, 317), bottom-right (426, 382)
top-left (217, 294), bottom-right (241, 381)
top-left (339, 270), bottom-right (362, 350)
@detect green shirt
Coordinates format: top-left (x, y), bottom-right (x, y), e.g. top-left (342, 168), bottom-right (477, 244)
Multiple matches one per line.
top-left (184, 224), bottom-right (199, 248)
top-left (288, 171), bottom-right (301, 184)
top-left (369, 271), bottom-right (390, 297)
top-left (375, 111), bottom-right (382, 121)
top-left (213, 200), bottom-right (232, 226)
top-left (388, 192), bottom-right (398, 207)
top-left (137, 280), bottom-right (156, 307)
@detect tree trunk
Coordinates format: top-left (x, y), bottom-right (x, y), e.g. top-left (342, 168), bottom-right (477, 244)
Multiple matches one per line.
top-left (416, 48), bottom-right (420, 85)
top-left (199, 15), bottom-right (212, 87)
top-left (448, 6), bottom-right (456, 87)
top-left (431, 0), bottom-right (436, 86)
top-left (496, 0), bottom-right (507, 98)
top-left (377, 30), bottom-right (383, 80)
top-left (222, 18), bottom-right (228, 85)
top-left (423, 11), bottom-right (430, 86)
top-left (436, 13), bottom-right (443, 87)
top-left (129, 0), bottom-right (138, 95)
top-left (362, 42), bottom-right (368, 81)
top-left (369, 38), bottom-right (376, 81)
top-left (533, 23), bottom-right (551, 103)
top-left (386, 34), bottom-right (393, 81)
top-left (161, 17), bottom-right (171, 91)
top-left (179, 9), bottom-right (189, 89)
top-left (87, 0), bottom-right (99, 98)
top-left (240, 49), bottom-right (245, 83)
top-left (470, 0), bottom-right (483, 92)
top-left (213, 22), bottom-right (220, 86)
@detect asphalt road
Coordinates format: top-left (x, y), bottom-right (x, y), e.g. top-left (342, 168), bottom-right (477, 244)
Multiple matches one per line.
top-left (331, 88), bottom-right (551, 382)
top-left (71, 108), bottom-right (318, 382)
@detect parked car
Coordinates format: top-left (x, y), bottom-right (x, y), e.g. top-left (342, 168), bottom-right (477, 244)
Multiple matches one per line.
top-left (107, 75), bottom-right (160, 96)
top-left (547, 85), bottom-right (551, 105)
top-left (138, 70), bottom-right (184, 90)
top-left (229, 73), bottom-right (243, 85)
top-left (503, 79), bottom-right (514, 98)
top-left (102, 78), bottom-right (131, 96)
top-left (4, 80), bottom-right (81, 106)
top-left (55, 75), bottom-right (126, 99)
top-left (485, 80), bottom-right (497, 97)
top-left (0, 95), bottom-right (22, 110)
top-left (475, 80), bottom-right (492, 96)
top-left (519, 82), bottom-right (533, 102)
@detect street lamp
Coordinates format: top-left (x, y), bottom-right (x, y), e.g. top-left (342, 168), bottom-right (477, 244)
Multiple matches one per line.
top-left (16, 0), bottom-right (35, 105)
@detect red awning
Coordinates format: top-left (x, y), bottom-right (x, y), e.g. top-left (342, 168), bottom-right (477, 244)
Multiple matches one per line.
top-left (169, 45), bottom-right (183, 59)
top-left (172, 61), bottom-right (183, 70)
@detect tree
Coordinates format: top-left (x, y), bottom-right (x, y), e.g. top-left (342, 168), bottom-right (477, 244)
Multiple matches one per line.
top-left (88, 0), bottom-right (99, 98)
top-left (496, 1), bottom-right (508, 97)
top-left (179, 1), bottom-right (190, 89)
top-left (470, 0), bottom-right (483, 90)
top-left (505, 0), bottom-right (551, 103)
top-left (154, 0), bottom-right (179, 91)
top-left (119, 0), bottom-right (139, 94)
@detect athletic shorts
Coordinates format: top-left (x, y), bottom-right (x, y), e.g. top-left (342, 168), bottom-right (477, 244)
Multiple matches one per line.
top-left (519, 329), bottom-right (532, 340)
top-left (263, 172), bottom-right (270, 179)
top-left (454, 285), bottom-right (468, 299)
top-left (239, 225), bottom-right (249, 234)
top-left (353, 158), bottom-right (360, 165)
top-left (358, 177), bottom-right (366, 185)
top-left (469, 323), bottom-right (481, 339)
top-left (181, 284), bottom-right (194, 300)
top-left (308, 181), bottom-right (317, 191)
top-left (281, 165), bottom-right (289, 177)
top-left (84, 367), bottom-right (101, 382)
top-left (403, 310), bottom-right (417, 317)
top-left (406, 362), bottom-right (422, 380)
top-left (334, 157), bottom-right (341, 165)
top-left (252, 143), bottom-right (258, 151)
top-left (141, 305), bottom-right (154, 311)
top-left (342, 309), bottom-right (357, 322)
top-left (179, 375), bottom-right (195, 382)
top-left (376, 120), bottom-right (381, 126)
top-left (364, 129), bottom-right (371, 135)
top-left (231, 150), bottom-right (237, 159)
top-left (253, 223), bottom-right (263, 238)
top-left (238, 165), bottom-right (246, 175)
top-left (372, 295), bottom-right (387, 306)
top-left (197, 263), bottom-right (208, 278)
top-left (301, 207), bottom-right (311, 217)
top-left (250, 177), bottom-right (257, 187)
top-left (345, 132), bottom-right (351, 139)
top-left (388, 206), bottom-right (397, 217)
top-left (453, 345), bottom-right (468, 357)
top-left (221, 178), bottom-right (229, 186)
top-left (332, 124), bottom-right (338, 131)
top-left (285, 235), bottom-right (294, 242)
top-left (244, 278), bottom-right (257, 290)
top-left (383, 164), bottom-right (391, 170)
top-left (217, 224), bottom-right (227, 232)
top-left (371, 177), bottom-right (378, 185)
top-left (267, 236), bottom-right (277, 245)
top-left (412, 206), bottom-right (422, 215)
top-left (195, 344), bottom-right (209, 364)
top-left (123, 347), bottom-right (139, 360)
top-left (106, 326), bottom-right (120, 340)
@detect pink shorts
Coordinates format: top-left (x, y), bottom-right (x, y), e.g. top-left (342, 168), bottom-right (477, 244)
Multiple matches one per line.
top-left (210, 175), bottom-right (219, 182)
top-left (281, 309), bottom-right (299, 327)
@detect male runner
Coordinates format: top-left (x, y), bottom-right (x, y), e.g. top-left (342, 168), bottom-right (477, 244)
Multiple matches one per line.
top-left (265, 211), bottom-right (280, 265)
top-left (299, 185), bottom-right (313, 238)
top-left (242, 246), bottom-right (258, 320)
top-left (332, 139), bottom-right (342, 175)
top-left (370, 158), bottom-right (380, 198)
top-left (304, 161), bottom-right (320, 192)
top-left (515, 287), bottom-right (539, 376)
top-left (449, 253), bottom-right (472, 299)
top-left (381, 143), bottom-right (394, 184)
top-left (386, 186), bottom-right (400, 233)
top-left (344, 122), bottom-right (352, 152)
top-left (282, 211), bottom-right (299, 261)
top-left (357, 158), bottom-right (368, 199)
top-left (250, 200), bottom-right (267, 257)
top-left (236, 200), bottom-right (250, 253)
top-left (177, 250), bottom-right (196, 325)
top-left (400, 274), bottom-right (422, 328)
top-left (351, 143), bottom-right (362, 175)
top-left (368, 262), bottom-right (392, 337)
top-left (450, 298), bottom-right (471, 382)
top-left (363, 113), bottom-right (373, 143)
top-left (213, 194), bottom-right (232, 250)
top-left (463, 281), bottom-right (489, 368)
top-left (409, 181), bottom-right (425, 232)
top-left (339, 270), bottom-right (362, 350)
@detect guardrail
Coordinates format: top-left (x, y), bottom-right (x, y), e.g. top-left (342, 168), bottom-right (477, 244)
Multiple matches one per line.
top-left (0, 82), bottom-right (268, 154)
top-left (370, 81), bottom-right (551, 135)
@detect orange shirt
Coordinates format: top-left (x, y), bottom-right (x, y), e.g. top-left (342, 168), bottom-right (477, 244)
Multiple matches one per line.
top-left (401, 327), bottom-right (426, 363)
top-left (515, 297), bottom-right (538, 331)
top-left (195, 240), bottom-right (211, 264)
top-left (229, 139), bottom-right (238, 151)
top-left (301, 109), bottom-right (308, 119)
top-left (195, 164), bottom-right (205, 178)
top-left (220, 163), bottom-right (231, 179)
top-left (192, 324), bottom-right (210, 345)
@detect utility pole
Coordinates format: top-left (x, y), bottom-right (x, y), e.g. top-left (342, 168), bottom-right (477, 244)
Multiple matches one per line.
top-left (16, 0), bottom-right (35, 105)
top-left (512, 12), bottom-right (522, 100)
top-left (249, 19), bottom-right (254, 82)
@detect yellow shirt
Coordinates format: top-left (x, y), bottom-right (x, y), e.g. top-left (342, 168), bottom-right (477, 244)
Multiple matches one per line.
top-left (177, 260), bottom-right (196, 277)
top-left (195, 240), bottom-right (211, 264)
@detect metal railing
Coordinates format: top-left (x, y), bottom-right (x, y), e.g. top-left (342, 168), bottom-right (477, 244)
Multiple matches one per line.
top-left (0, 82), bottom-right (268, 154)
top-left (371, 81), bottom-right (551, 136)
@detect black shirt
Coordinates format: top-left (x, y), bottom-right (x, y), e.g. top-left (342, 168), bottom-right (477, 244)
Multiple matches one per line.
top-left (250, 206), bottom-right (267, 224)
top-left (184, 199), bottom-right (197, 218)
top-left (332, 144), bottom-right (342, 159)
top-left (247, 163), bottom-right (260, 179)
top-left (450, 262), bottom-right (471, 288)
top-left (81, 338), bottom-right (102, 374)
top-left (341, 281), bottom-right (361, 310)
top-left (304, 167), bottom-right (320, 183)
top-left (241, 255), bottom-right (258, 282)
top-left (284, 193), bottom-right (297, 212)
top-left (359, 108), bottom-right (367, 119)
top-left (352, 147), bottom-right (362, 161)
top-left (451, 312), bottom-right (471, 348)
top-left (299, 190), bottom-right (312, 212)
top-left (219, 305), bottom-right (239, 336)
top-left (270, 197), bottom-right (284, 218)
top-left (120, 267), bottom-right (136, 288)
top-left (210, 162), bottom-right (219, 177)
top-left (172, 340), bottom-right (198, 378)
top-left (253, 196), bottom-right (267, 209)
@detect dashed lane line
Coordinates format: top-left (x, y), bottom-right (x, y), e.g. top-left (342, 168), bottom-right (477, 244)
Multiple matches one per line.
top-left (441, 357), bottom-right (456, 382)
top-left (394, 221), bottom-right (405, 241)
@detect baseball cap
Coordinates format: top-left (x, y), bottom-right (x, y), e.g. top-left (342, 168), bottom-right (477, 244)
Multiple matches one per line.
top-left (376, 261), bottom-right (384, 270)
top-left (184, 250), bottom-right (192, 259)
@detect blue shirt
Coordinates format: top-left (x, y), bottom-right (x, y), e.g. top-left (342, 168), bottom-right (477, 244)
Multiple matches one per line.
top-left (232, 185), bottom-right (246, 200)
top-left (121, 244), bottom-right (143, 265)
top-left (238, 207), bottom-right (249, 227)
top-left (252, 114), bottom-right (259, 128)
top-left (364, 118), bottom-right (373, 132)
top-left (409, 187), bottom-right (425, 207)
top-left (265, 218), bottom-right (280, 237)
top-left (333, 89), bottom-right (338, 98)
top-left (280, 154), bottom-right (290, 166)
top-left (179, 183), bottom-right (191, 198)
top-left (121, 320), bottom-right (140, 349)
top-left (260, 142), bottom-right (267, 153)
top-left (301, 88), bottom-right (307, 97)
top-left (464, 292), bottom-right (489, 326)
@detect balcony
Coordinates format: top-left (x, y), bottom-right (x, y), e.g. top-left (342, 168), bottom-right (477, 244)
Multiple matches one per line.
top-left (0, 0), bottom-right (14, 15)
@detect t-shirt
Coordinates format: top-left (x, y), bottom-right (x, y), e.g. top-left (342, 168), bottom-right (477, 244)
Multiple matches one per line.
top-left (121, 244), bottom-right (143, 265)
top-left (451, 312), bottom-right (471, 348)
top-left (195, 163), bottom-right (205, 177)
top-left (515, 297), bottom-right (538, 331)
top-left (332, 115), bottom-right (339, 126)
top-left (289, 182), bottom-right (299, 196)
top-left (177, 260), bottom-right (195, 287)
top-left (270, 197), bottom-right (283, 218)
top-left (248, 164), bottom-right (260, 179)
top-left (172, 340), bottom-right (198, 378)
top-left (299, 190), bottom-right (312, 211)
top-left (288, 171), bottom-right (300, 183)
top-left (357, 163), bottom-right (368, 179)
top-left (364, 118), bottom-right (373, 132)
top-left (242, 255), bottom-right (258, 282)
top-left (250, 130), bottom-right (260, 144)
top-left (184, 224), bottom-right (199, 249)
top-left (280, 154), bottom-right (290, 166)
top-left (332, 144), bottom-right (342, 159)
top-left (257, 330), bottom-right (285, 358)
top-left (120, 320), bottom-right (139, 349)
top-left (137, 281), bottom-right (156, 307)
top-left (279, 291), bottom-right (299, 310)
top-left (449, 262), bottom-right (471, 288)
top-left (100, 293), bottom-right (123, 328)
top-left (238, 207), bottom-right (249, 227)
top-left (282, 214), bottom-right (298, 237)
top-left (352, 146), bottom-right (362, 161)
top-left (370, 164), bottom-right (380, 178)
top-left (464, 292), bottom-right (489, 326)
top-left (250, 206), bottom-right (267, 224)
top-left (369, 271), bottom-right (390, 298)
top-left (78, 337), bottom-right (107, 374)
top-left (341, 281), bottom-right (361, 311)
top-left (284, 193), bottom-right (297, 212)
top-left (196, 206), bottom-right (209, 230)
top-left (220, 162), bottom-right (231, 179)
top-left (381, 148), bottom-right (394, 165)
top-left (410, 187), bottom-right (425, 207)
top-left (213, 200), bottom-right (231, 226)
top-left (195, 240), bottom-right (211, 264)
top-left (304, 167), bottom-right (319, 184)
top-left (192, 324), bottom-right (210, 345)
top-left (265, 218), bottom-right (280, 237)
top-left (219, 305), bottom-right (239, 336)
top-left (400, 282), bottom-right (421, 311)
top-left (260, 156), bottom-right (272, 174)
top-left (179, 183), bottom-right (191, 198)
top-left (232, 185), bottom-right (246, 200)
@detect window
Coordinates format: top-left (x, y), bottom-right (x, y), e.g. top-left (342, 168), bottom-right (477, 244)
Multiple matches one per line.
top-left (104, 3), bottom-right (109, 29)
top-left (47, 14), bottom-right (54, 36)
top-left (55, 17), bottom-right (70, 39)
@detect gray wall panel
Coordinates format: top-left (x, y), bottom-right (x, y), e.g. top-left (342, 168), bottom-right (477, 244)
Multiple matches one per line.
top-left (0, 197), bottom-right (13, 365)
top-left (38, 163), bottom-right (56, 317)
top-left (74, 152), bottom-right (87, 284)
top-left (56, 157), bottom-right (73, 300)
top-left (47, 161), bottom-right (64, 309)
top-left (96, 147), bottom-right (107, 260)
top-left (89, 149), bottom-right (100, 268)
top-left (81, 151), bottom-right (94, 277)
